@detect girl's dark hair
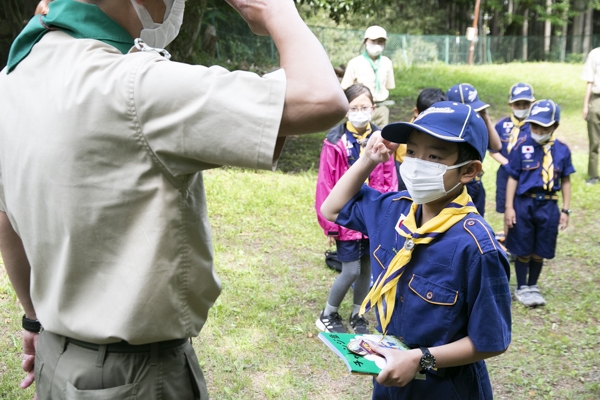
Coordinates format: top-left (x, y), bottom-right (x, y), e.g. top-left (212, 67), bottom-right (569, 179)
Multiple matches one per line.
top-left (344, 84), bottom-right (374, 105)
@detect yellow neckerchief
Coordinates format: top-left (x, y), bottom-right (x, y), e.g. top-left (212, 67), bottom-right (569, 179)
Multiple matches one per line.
top-left (507, 113), bottom-right (526, 154)
top-left (346, 122), bottom-right (372, 158)
top-left (359, 187), bottom-right (478, 334)
top-left (541, 130), bottom-right (557, 191)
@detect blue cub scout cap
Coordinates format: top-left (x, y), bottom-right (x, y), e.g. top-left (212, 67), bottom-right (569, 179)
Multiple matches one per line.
top-left (508, 83), bottom-right (535, 103)
top-left (523, 99), bottom-right (560, 127)
top-left (381, 101), bottom-right (489, 161)
top-left (446, 83), bottom-right (489, 112)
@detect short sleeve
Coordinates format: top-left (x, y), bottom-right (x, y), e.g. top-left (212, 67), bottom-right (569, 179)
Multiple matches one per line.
top-left (133, 57), bottom-right (286, 176)
top-left (506, 145), bottom-right (521, 179)
top-left (340, 59), bottom-right (357, 90)
top-left (465, 250), bottom-right (512, 352)
top-left (560, 148), bottom-right (576, 178)
top-left (581, 50), bottom-right (596, 82)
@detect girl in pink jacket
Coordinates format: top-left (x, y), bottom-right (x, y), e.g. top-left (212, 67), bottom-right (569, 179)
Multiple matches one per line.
top-left (315, 84), bottom-right (397, 334)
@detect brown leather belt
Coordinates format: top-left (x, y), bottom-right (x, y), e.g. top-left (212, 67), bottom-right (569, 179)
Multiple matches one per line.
top-left (67, 337), bottom-right (188, 353)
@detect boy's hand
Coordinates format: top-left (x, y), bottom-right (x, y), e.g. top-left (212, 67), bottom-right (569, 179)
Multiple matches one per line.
top-left (364, 131), bottom-right (396, 164)
top-left (366, 341), bottom-right (421, 387)
top-left (224, 0), bottom-right (286, 36)
top-left (504, 208), bottom-right (516, 230)
top-left (559, 213), bottom-right (569, 230)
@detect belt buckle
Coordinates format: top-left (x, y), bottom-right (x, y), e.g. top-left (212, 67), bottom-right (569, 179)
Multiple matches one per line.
top-left (535, 193), bottom-right (545, 201)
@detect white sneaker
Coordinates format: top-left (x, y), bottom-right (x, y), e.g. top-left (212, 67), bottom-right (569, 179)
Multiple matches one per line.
top-left (528, 285), bottom-right (546, 306)
top-left (514, 286), bottom-right (537, 307)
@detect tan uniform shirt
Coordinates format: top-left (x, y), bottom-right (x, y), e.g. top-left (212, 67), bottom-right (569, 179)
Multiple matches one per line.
top-left (581, 47), bottom-right (600, 93)
top-left (340, 54), bottom-right (395, 102)
top-left (0, 32), bottom-right (286, 344)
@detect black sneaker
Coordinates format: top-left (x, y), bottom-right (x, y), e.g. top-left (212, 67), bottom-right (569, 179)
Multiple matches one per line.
top-left (586, 177), bottom-right (599, 185)
top-left (316, 311), bottom-right (347, 333)
top-left (349, 313), bottom-right (370, 334)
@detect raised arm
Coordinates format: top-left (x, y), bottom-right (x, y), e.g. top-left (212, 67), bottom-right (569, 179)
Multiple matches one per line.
top-left (321, 131), bottom-right (395, 222)
top-left (225, 0), bottom-right (348, 136)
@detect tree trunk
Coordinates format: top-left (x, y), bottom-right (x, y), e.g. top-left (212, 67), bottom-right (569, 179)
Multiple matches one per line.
top-left (560, 0), bottom-right (569, 62)
top-left (572, 0), bottom-right (585, 53)
top-left (168, 0), bottom-right (208, 63)
top-left (523, 8), bottom-right (529, 61)
top-left (582, 4), bottom-right (593, 55)
top-left (544, 0), bottom-right (552, 58)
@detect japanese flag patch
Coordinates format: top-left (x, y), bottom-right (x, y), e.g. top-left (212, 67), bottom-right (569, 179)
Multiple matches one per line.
top-left (395, 213), bottom-right (407, 236)
top-left (503, 122), bottom-right (514, 129)
top-left (522, 145), bottom-right (534, 154)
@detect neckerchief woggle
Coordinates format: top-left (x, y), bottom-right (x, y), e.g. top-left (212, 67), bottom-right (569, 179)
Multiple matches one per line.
top-left (361, 51), bottom-right (381, 94)
top-left (541, 130), bottom-right (557, 191)
top-left (7, 0), bottom-right (134, 74)
top-left (359, 187), bottom-right (478, 334)
top-left (507, 113), bottom-right (525, 154)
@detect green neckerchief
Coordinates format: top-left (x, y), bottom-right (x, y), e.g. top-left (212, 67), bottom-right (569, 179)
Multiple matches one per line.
top-left (7, 0), bottom-right (134, 74)
top-left (362, 51), bottom-right (381, 93)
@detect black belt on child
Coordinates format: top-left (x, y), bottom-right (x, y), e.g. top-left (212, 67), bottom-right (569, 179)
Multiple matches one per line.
top-left (526, 192), bottom-right (558, 201)
top-left (67, 337), bottom-right (188, 353)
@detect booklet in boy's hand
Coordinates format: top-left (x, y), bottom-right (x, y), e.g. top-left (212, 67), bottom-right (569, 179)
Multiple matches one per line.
top-left (317, 332), bottom-right (411, 376)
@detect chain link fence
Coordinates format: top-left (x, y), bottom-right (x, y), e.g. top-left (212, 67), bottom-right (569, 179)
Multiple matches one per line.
top-left (205, 17), bottom-right (600, 67)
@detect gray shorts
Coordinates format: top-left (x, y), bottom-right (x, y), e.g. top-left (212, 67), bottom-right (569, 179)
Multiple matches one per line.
top-left (35, 330), bottom-right (208, 400)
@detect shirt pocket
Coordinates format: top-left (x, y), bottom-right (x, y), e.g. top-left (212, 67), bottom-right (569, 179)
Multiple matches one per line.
top-left (521, 160), bottom-right (539, 171)
top-left (398, 274), bottom-right (459, 347)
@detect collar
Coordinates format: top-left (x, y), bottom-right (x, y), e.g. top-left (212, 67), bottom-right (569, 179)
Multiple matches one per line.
top-left (7, 0), bottom-right (134, 73)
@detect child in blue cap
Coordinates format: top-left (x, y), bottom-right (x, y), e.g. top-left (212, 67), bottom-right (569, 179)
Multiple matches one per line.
top-left (505, 99), bottom-right (574, 307)
top-left (447, 83), bottom-right (502, 217)
top-left (321, 101), bottom-right (511, 399)
top-left (490, 83), bottom-right (536, 214)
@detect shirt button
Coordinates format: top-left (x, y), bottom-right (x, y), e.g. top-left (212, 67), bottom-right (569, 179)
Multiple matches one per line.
top-left (400, 295), bottom-right (404, 303)
top-left (467, 220), bottom-right (475, 226)
top-left (426, 291), bottom-right (433, 300)
top-left (399, 336), bottom-right (404, 342)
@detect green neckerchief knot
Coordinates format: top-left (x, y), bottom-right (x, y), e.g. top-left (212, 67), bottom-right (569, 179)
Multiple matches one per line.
top-left (6, 0), bottom-right (134, 74)
top-left (362, 51), bottom-right (381, 94)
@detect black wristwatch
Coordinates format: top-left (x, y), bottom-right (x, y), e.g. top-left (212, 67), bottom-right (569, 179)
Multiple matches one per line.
top-left (561, 208), bottom-right (571, 216)
top-left (419, 347), bottom-right (436, 373)
top-left (22, 315), bottom-right (42, 333)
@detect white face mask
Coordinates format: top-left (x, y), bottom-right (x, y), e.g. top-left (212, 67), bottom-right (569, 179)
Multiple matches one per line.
top-left (400, 157), bottom-right (471, 204)
top-left (366, 43), bottom-right (384, 57)
top-left (348, 111), bottom-right (372, 128)
top-left (130, 0), bottom-right (185, 49)
top-left (513, 108), bottom-right (529, 119)
top-left (531, 131), bottom-right (553, 143)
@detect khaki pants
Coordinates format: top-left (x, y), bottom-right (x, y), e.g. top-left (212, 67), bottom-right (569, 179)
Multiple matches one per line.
top-left (587, 94), bottom-right (600, 178)
top-left (35, 330), bottom-right (208, 400)
top-left (372, 105), bottom-right (390, 127)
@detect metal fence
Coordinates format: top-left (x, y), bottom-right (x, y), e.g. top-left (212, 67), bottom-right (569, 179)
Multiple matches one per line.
top-left (207, 19), bottom-right (600, 67)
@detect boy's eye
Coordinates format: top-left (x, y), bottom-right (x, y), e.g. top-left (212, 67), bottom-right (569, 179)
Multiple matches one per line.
top-left (406, 149), bottom-right (415, 155)
top-left (428, 154), bottom-right (441, 160)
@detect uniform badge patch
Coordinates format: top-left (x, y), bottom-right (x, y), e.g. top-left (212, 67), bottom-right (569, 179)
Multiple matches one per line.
top-left (522, 145), bottom-right (534, 153)
top-left (503, 122), bottom-right (514, 129)
top-left (395, 213), bottom-right (407, 236)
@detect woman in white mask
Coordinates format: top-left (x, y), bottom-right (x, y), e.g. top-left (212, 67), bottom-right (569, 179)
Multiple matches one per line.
top-left (315, 84), bottom-right (397, 335)
top-left (341, 26), bottom-right (396, 127)
top-left (489, 83), bottom-right (535, 221)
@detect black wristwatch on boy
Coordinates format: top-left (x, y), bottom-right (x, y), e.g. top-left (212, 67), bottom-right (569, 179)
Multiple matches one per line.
top-left (419, 347), bottom-right (436, 373)
top-left (561, 208), bottom-right (571, 216)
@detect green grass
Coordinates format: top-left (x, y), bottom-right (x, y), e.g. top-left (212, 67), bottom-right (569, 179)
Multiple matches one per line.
top-left (1, 63), bottom-right (600, 399)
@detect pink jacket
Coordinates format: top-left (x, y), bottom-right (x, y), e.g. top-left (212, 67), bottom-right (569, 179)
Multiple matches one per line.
top-left (315, 123), bottom-right (398, 241)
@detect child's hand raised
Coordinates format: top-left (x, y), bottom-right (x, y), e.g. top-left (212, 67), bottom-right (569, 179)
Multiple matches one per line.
top-left (363, 131), bottom-right (397, 164)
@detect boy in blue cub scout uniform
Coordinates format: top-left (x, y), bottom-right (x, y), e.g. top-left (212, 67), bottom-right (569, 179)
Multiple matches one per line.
top-left (446, 84), bottom-right (502, 217)
top-left (320, 101), bottom-right (511, 399)
top-left (505, 100), bottom-right (574, 308)
top-left (490, 83), bottom-right (535, 214)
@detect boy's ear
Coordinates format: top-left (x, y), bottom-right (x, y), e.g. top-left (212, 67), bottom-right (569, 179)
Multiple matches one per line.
top-left (459, 160), bottom-right (482, 184)
top-left (413, 107), bottom-right (419, 118)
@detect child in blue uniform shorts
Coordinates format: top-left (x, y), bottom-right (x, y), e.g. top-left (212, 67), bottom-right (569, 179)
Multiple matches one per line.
top-left (447, 83), bottom-right (502, 217)
top-left (321, 101), bottom-right (512, 399)
top-left (505, 100), bottom-right (574, 307)
top-left (490, 83), bottom-right (535, 214)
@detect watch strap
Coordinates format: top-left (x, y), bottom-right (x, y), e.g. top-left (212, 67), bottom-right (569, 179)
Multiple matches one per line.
top-left (22, 315), bottom-right (42, 333)
top-left (561, 208), bottom-right (571, 215)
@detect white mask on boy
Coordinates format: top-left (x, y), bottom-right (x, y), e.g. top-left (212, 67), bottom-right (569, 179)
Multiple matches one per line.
top-left (512, 108), bottom-right (529, 119)
top-left (400, 157), bottom-right (472, 204)
top-left (531, 131), bottom-right (553, 144)
top-left (366, 43), bottom-right (384, 57)
top-left (348, 111), bottom-right (372, 128)
top-left (130, 0), bottom-right (185, 49)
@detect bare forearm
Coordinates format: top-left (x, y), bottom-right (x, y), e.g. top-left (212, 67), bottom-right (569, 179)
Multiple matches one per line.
top-left (321, 156), bottom-right (377, 222)
top-left (505, 177), bottom-right (517, 210)
top-left (266, 3), bottom-right (347, 135)
top-left (561, 177), bottom-right (571, 210)
top-left (489, 151), bottom-right (508, 165)
top-left (585, 82), bottom-right (593, 107)
top-left (0, 212), bottom-right (35, 319)
top-left (429, 336), bottom-right (506, 369)
top-left (485, 119), bottom-right (502, 151)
